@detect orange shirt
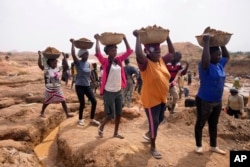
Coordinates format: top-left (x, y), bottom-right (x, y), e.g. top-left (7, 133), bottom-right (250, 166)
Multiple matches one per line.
top-left (140, 58), bottom-right (170, 108)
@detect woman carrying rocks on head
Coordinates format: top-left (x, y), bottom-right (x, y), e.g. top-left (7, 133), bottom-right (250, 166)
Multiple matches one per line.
top-left (94, 33), bottom-right (133, 139)
top-left (69, 39), bottom-right (100, 126)
top-left (194, 33), bottom-right (230, 155)
top-left (38, 49), bottom-right (73, 118)
top-left (132, 28), bottom-right (174, 159)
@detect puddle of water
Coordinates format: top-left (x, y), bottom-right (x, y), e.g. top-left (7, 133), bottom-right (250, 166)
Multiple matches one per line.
top-left (34, 127), bottom-right (59, 166)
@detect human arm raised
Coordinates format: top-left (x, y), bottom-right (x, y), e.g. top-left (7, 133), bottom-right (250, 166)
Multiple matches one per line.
top-left (133, 30), bottom-right (147, 71)
top-left (166, 36), bottom-right (175, 54)
top-left (69, 39), bottom-right (79, 63)
top-left (162, 35), bottom-right (175, 64)
top-left (94, 34), bottom-right (101, 55)
top-left (93, 34), bottom-right (108, 65)
top-left (62, 52), bottom-right (66, 58)
top-left (37, 51), bottom-right (44, 70)
top-left (123, 34), bottom-right (131, 51)
top-left (201, 34), bottom-right (211, 69)
top-left (221, 46), bottom-right (230, 61)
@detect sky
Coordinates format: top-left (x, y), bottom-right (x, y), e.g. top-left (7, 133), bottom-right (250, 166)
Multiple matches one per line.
top-left (1, 0), bottom-right (250, 53)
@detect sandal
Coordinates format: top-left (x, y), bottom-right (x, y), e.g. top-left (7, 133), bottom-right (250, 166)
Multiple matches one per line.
top-left (151, 148), bottom-right (162, 159)
top-left (98, 128), bottom-right (103, 138)
top-left (113, 134), bottom-right (124, 139)
top-left (143, 131), bottom-right (151, 142)
top-left (39, 113), bottom-right (46, 118)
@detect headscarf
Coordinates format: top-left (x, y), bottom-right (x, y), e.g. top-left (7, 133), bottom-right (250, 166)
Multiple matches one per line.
top-left (144, 43), bottom-right (160, 53)
top-left (230, 87), bottom-right (238, 94)
top-left (77, 49), bottom-right (88, 57)
top-left (234, 77), bottom-right (239, 81)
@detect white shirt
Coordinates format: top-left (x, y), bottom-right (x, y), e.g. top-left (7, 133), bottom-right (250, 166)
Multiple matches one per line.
top-left (228, 94), bottom-right (244, 111)
top-left (105, 64), bottom-right (121, 92)
top-left (44, 67), bottom-right (61, 89)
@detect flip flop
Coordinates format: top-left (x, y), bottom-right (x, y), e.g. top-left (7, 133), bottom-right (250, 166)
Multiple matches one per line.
top-left (151, 148), bottom-right (162, 159)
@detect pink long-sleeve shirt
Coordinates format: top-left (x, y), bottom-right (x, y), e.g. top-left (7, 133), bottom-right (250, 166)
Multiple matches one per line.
top-left (95, 49), bottom-right (133, 95)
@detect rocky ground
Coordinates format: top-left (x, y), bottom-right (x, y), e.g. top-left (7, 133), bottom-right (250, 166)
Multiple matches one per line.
top-left (0, 49), bottom-right (250, 167)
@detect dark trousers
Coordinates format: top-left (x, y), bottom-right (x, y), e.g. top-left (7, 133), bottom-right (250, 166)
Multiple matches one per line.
top-left (227, 107), bottom-right (241, 119)
top-left (75, 85), bottom-right (97, 120)
top-left (195, 96), bottom-right (222, 147)
top-left (145, 103), bottom-right (166, 139)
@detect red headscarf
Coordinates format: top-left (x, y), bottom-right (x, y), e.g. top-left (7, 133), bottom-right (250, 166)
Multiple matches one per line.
top-left (144, 43), bottom-right (160, 53)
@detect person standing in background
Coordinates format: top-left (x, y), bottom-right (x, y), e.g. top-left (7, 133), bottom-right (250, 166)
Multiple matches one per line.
top-left (187, 71), bottom-right (192, 85)
top-left (134, 69), bottom-right (143, 94)
top-left (177, 74), bottom-right (185, 99)
top-left (90, 63), bottom-right (100, 94)
top-left (61, 52), bottom-right (70, 86)
top-left (165, 53), bottom-right (189, 114)
top-left (70, 62), bottom-right (77, 89)
top-left (233, 77), bottom-right (241, 89)
top-left (247, 91), bottom-right (250, 119)
top-left (123, 58), bottom-right (138, 107)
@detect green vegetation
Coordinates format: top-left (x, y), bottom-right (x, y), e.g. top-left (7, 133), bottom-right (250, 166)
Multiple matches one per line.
top-left (7, 52), bottom-right (12, 56)
top-left (231, 51), bottom-right (250, 58)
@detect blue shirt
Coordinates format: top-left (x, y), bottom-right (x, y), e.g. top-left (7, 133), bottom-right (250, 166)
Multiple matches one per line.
top-left (75, 61), bottom-right (91, 86)
top-left (197, 57), bottom-right (228, 102)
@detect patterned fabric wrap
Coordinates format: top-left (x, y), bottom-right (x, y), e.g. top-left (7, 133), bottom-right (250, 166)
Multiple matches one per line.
top-left (44, 87), bottom-right (65, 104)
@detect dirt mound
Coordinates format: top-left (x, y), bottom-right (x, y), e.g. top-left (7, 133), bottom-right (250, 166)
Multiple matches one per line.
top-left (0, 47), bottom-right (249, 167)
